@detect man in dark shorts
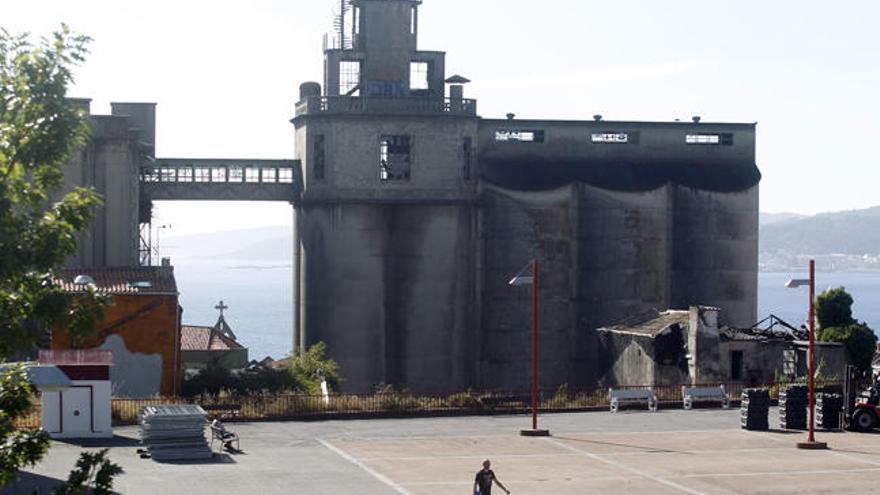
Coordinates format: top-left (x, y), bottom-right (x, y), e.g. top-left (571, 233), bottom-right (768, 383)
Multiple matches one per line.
top-left (472, 459), bottom-right (510, 494)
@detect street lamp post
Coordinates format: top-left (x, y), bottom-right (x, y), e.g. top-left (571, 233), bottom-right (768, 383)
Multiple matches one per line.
top-left (786, 259), bottom-right (828, 450)
top-left (509, 258), bottom-right (550, 437)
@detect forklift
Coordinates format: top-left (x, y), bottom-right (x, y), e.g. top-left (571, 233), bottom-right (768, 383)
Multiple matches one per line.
top-left (845, 365), bottom-right (880, 431)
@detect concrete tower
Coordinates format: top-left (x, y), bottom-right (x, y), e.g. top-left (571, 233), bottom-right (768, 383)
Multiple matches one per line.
top-left (293, 0), bottom-right (480, 393)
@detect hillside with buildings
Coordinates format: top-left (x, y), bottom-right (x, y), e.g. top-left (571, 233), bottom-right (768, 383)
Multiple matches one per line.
top-left (760, 206), bottom-right (880, 271)
top-left (162, 206), bottom-right (880, 273)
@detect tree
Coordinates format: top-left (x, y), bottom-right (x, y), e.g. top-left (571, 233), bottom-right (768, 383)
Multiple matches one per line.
top-left (289, 342), bottom-right (343, 395)
top-left (0, 365), bottom-right (50, 487)
top-left (819, 323), bottom-right (878, 373)
top-left (815, 287), bottom-right (878, 372)
top-left (1, 26), bottom-right (117, 491)
top-left (815, 287), bottom-right (855, 330)
top-left (53, 449), bottom-right (123, 495)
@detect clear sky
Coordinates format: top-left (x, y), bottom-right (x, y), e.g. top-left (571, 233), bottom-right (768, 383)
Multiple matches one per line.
top-left (6, 0), bottom-right (879, 237)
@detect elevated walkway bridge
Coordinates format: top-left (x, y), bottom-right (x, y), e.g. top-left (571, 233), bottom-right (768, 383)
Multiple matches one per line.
top-left (139, 158), bottom-right (302, 203)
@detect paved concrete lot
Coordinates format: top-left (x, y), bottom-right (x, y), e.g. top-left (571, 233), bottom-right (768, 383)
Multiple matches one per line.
top-left (5, 408), bottom-right (880, 494)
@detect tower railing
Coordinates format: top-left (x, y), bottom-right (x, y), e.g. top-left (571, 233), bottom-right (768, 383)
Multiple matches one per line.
top-left (295, 96), bottom-right (477, 117)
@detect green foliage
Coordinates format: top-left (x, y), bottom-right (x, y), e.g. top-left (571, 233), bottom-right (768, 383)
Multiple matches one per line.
top-left (289, 342), bottom-right (342, 395)
top-left (234, 365), bottom-right (297, 395)
top-left (0, 365), bottom-right (51, 487)
top-left (0, 27), bottom-right (119, 492)
top-left (446, 390), bottom-right (483, 409)
top-left (52, 449), bottom-right (122, 495)
top-left (181, 360), bottom-right (235, 398)
top-left (181, 359), bottom-right (298, 398)
top-left (815, 287), bottom-right (855, 330)
top-left (0, 25), bottom-right (105, 358)
top-left (819, 323), bottom-right (878, 372)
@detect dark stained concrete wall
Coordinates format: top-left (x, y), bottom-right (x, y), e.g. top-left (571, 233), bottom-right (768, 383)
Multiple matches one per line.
top-left (300, 203), bottom-right (476, 393)
top-left (671, 186), bottom-right (759, 328)
top-left (477, 182), bottom-right (758, 390)
top-left (479, 186), bottom-right (576, 390)
top-left (60, 106), bottom-right (144, 269)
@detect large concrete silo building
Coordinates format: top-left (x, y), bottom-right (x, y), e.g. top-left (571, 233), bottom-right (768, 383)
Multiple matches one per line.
top-left (292, 0), bottom-right (761, 393)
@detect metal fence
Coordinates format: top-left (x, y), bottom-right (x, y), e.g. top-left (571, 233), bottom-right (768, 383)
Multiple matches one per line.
top-left (12, 381), bottom-right (842, 429)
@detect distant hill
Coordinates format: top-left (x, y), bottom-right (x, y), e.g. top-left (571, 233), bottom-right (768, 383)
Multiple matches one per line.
top-left (761, 207), bottom-right (880, 255)
top-left (158, 207), bottom-right (880, 271)
top-left (760, 206), bottom-right (880, 271)
top-left (759, 212), bottom-right (806, 226)
top-left (161, 226), bottom-right (291, 262)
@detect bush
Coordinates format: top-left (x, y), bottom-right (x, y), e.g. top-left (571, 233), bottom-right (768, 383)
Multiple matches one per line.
top-left (289, 342), bottom-right (342, 395)
top-left (446, 390), bottom-right (483, 409)
top-left (819, 323), bottom-right (878, 372)
top-left (816, 287), bottom-right (855, 329)
top-left (182, 360), bottom-right (300, 398)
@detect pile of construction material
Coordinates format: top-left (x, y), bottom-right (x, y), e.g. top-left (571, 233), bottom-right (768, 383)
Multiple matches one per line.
top-left (139, 405), bottom-right (212, 461)
top-left (816, 393), bottom-right (843, 430)
top-left (741, 388), bottom-right (770, 430)
top-left (779, 385), bottom-right (808, 430)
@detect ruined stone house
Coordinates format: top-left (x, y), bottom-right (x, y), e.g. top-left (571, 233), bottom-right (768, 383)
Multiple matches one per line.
top-left (597, 306), bottom-right (849, 387)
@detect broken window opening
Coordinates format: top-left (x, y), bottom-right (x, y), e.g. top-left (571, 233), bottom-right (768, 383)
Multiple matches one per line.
top-left (278, 168), bottom-right (294, 183)
top-left (410, 6), bottom-right (417, 35)
top-left (177, 167), bottom-right (193, 182)
top-left (495, 130), bottom-right (545, 143)
top-left (245, 168), bottom-right (260, 183)
top-left (379, 135), bottom-right (411, 182)
top-left (261, 168), bottom-right (277, 183)
top-left (339, 60), bottom-right (361, 96)
top-left (194, 167), bottom-right (211, 183)
top-left (353, 7), bottom-right (360, 35)
top-left (463, 137), bottom-right (473, 180)
top-left (591, 132), bottom-right (630, 144)
top-left (410, 62), bottom-right (429, 91)
top-left (686, 133), bottom-right (734, 146)
top-left (211, 167), bottom-right (227, 182)
top-left (228, 167), bottom-right (243, 183)
top-left (141, 167), bottom-right (159, 182)
top-left (314, 134), bottom-right (326, 180)
top-left (160, 167), bottom-right (176, 182)
top-left (731, 350), bottom-right (744, 380)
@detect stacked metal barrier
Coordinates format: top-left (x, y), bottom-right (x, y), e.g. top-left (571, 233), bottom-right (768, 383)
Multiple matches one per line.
top-left (741, 388), bottom-right (770, 430)
top-left (816, 393), bottom-right (843, 430)
top-left (139, 405), bottom-right (212, 461)
top-left (779, 385), bottom-right (808, 430)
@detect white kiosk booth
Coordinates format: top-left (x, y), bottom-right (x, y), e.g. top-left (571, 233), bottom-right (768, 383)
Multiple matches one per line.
top-left (38, 349), bottom-right (113, 439)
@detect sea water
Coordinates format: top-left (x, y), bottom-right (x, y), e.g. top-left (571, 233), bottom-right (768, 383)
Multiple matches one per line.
top-left (172, 262), bottom-right (880, 361)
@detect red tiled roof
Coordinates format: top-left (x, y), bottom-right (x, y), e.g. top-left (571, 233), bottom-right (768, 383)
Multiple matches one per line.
top-left (39, 349), bottom-right (113, 366)
top-left (57, 267), bottom-right (177, 295)
top-left (180, 325), bottom-right (245, 352)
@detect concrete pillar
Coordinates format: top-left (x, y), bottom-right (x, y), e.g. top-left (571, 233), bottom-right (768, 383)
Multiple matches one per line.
top-left (292, 203), bottom-right (303, 355)
top-left (688, 306), bottom-right (722, 384)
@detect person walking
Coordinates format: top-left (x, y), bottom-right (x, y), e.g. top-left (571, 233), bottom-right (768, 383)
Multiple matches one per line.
top-left (473, 459), bottom-right (510, 495)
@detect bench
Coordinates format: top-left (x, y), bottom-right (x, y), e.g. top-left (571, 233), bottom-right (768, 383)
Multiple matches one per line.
top-left (682, 385), bottom-right (730, 410)
top-left (609, 388), bottom-right (658, 413)
top-left (209, 420), bottom-right (240, 453)
top-left (202, 404), bottom-right (242, 421)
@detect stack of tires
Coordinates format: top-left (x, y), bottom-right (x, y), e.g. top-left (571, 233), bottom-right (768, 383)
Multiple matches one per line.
top-left (816, 393), bottom-right (843, 430)
top-left (741, 388), bottom-right (770, 430)
top-left (779, 385), bottom-right (808, 430)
